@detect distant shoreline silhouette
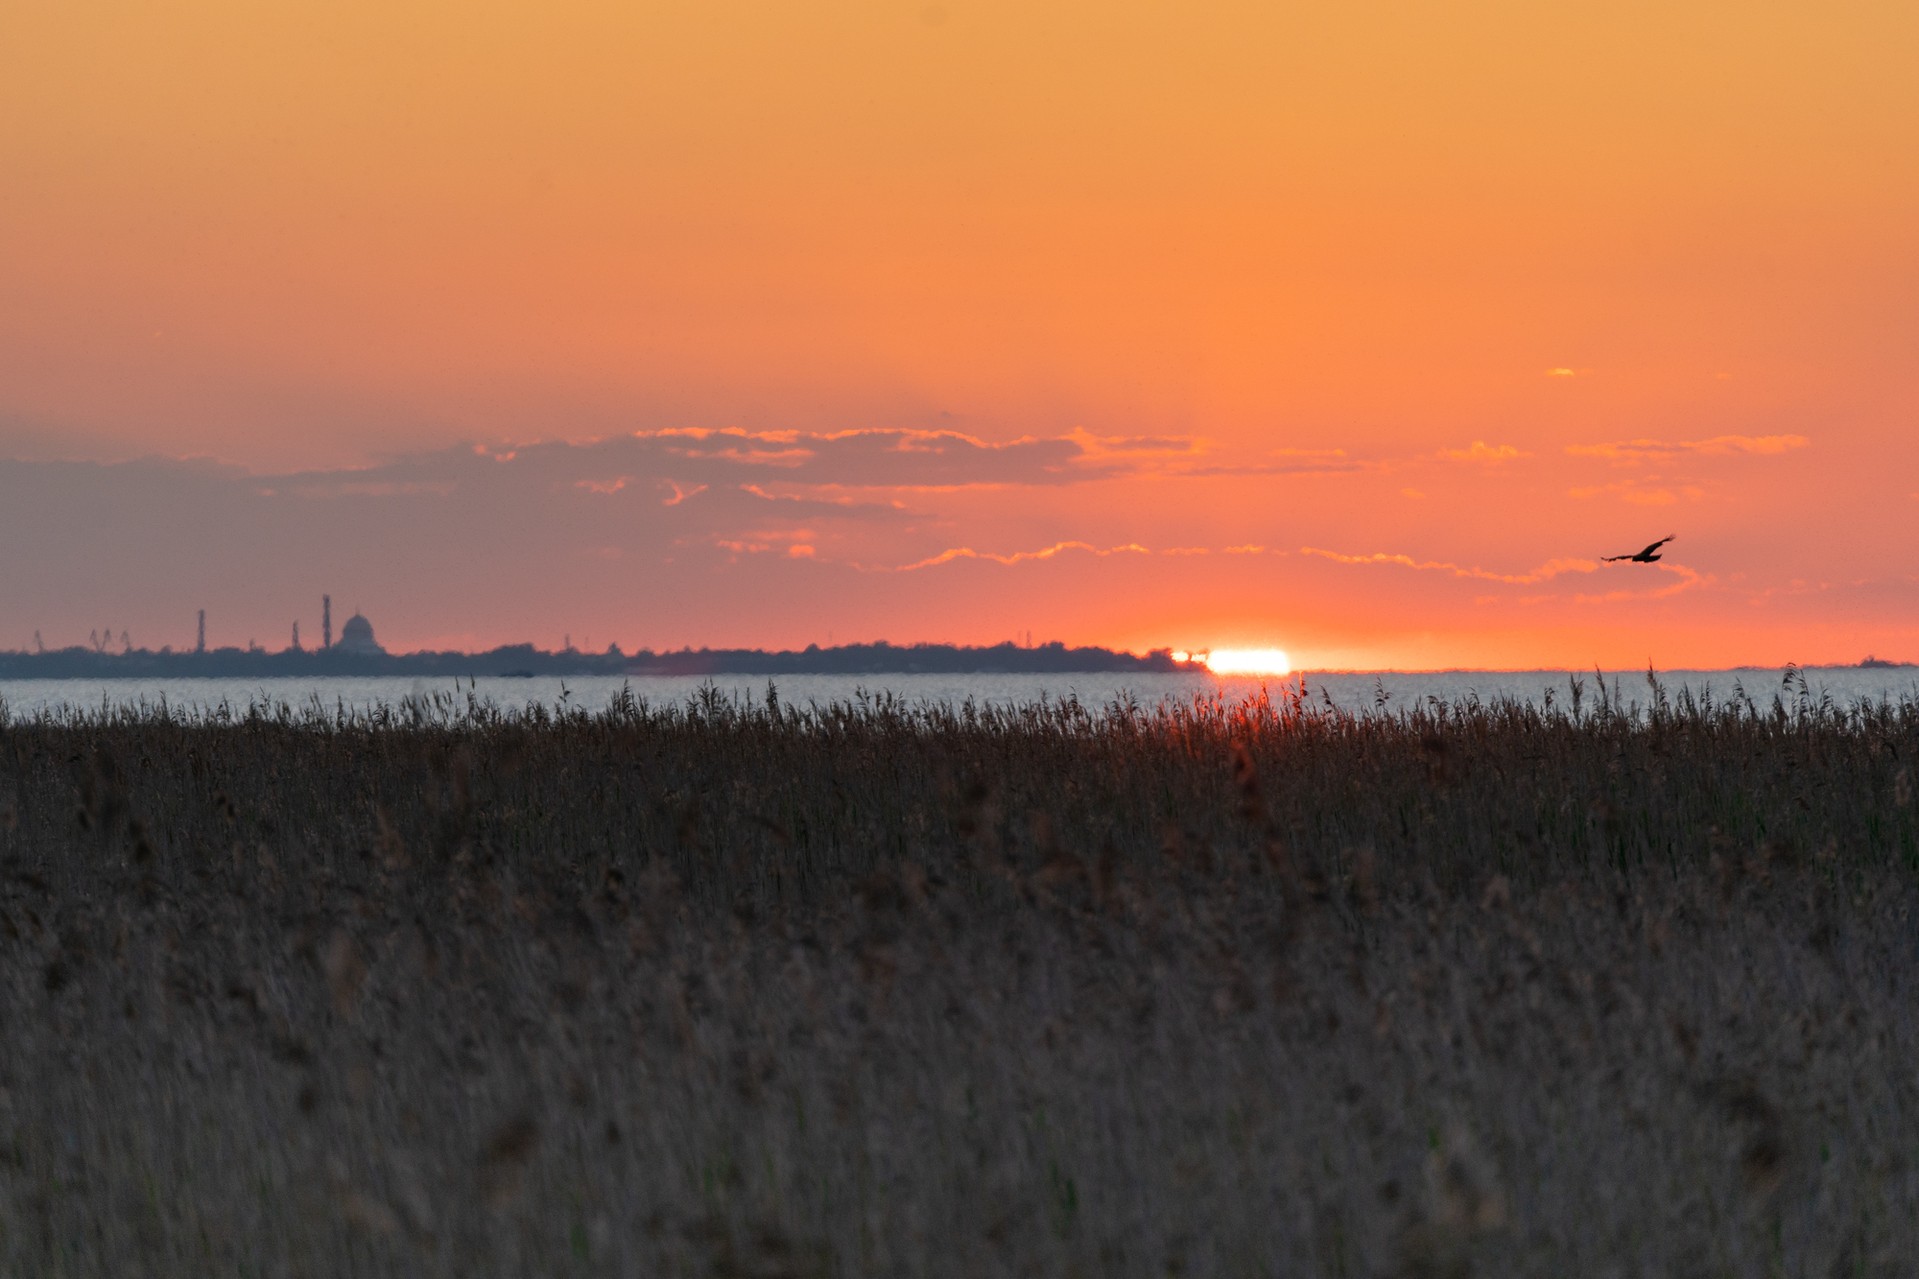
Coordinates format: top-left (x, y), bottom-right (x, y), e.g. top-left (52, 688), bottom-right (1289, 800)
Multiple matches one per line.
top-left (0, 640), bottom-right (1203, 680)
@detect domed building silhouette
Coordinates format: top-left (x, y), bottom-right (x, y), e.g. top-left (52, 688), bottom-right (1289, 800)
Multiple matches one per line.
top-left (334, 612), bottom-right (385, 656)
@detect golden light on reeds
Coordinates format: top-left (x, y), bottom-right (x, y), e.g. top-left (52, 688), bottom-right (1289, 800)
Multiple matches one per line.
top-left (1202, 648), bottom-right (1292, 676)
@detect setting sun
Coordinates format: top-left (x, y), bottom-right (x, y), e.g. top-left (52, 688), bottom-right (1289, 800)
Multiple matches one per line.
top-left (1202, 648), bottom-right (1293, 676)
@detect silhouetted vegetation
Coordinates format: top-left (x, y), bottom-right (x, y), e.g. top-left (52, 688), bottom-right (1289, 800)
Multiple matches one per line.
top-left (2, 677), bottom-right (1916, 1274)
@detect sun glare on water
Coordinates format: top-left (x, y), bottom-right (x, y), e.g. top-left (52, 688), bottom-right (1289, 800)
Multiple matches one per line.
top-left (1200, 648), bottom-right (1292, 676)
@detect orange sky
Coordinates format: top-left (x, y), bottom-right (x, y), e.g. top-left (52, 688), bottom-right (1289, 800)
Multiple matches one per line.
top-left (3, 1), bottom-right (1916, 668)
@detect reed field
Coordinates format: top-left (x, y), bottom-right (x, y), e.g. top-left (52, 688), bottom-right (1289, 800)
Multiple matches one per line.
top-left (2, 671), bottom-right (1917, 1276)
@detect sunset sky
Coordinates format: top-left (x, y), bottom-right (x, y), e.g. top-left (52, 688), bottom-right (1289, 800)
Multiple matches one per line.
top-left (3, 1), bottom-right (1915, 668)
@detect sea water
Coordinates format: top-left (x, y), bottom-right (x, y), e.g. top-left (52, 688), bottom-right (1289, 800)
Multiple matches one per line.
top-left (0, 667), bottom-right (1912, 721)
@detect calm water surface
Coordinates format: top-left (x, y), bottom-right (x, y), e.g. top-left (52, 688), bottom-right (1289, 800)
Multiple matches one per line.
top-left (1, 668), bottom-right (1913, 720)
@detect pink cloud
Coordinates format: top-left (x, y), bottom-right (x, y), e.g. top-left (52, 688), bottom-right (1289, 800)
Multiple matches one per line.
top-left (1305, 546), bottom-right (1710, 606)
top-left (1568, 481), bottom-right (1707, 506)
top-left (1438, 441), bottom-right (1528, 463)
top-left (1302, 547), bottom-right (1599, 585)
top-left (1566, 434), bottom-right (1809, 464)
top-left (895, 541), bottom-right (1152, 571)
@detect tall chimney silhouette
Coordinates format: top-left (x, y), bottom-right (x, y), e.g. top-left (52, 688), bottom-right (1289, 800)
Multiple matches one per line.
top-left (322, 595), bottom-right (332, 650)
top-left (291, 620), bottom-right (302, 651)
top-left (196, 610), bottom-right (206, 654)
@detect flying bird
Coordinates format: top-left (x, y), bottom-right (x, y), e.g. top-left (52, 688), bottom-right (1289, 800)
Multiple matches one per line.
top-left (1602, 535), bottom-right (1675, 564)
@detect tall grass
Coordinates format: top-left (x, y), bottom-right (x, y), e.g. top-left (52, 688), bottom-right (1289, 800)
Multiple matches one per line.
top-left (0, 682), bottom-right (1915, 1275)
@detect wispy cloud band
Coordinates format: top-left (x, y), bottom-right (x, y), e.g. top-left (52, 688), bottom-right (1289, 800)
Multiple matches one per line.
top-left (1304, 545), bottom-right (1708, 603)
top-left (1301, 547), bottom-right (1598, 585)
top-left (894, 541), bottom-right (1153, 571)
top-left (1567, 434), bottom-right (1809, 465)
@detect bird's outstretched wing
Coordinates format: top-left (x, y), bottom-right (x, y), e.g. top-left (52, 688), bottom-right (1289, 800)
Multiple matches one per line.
top-left (1602, 535), bottom-right (1677, 562)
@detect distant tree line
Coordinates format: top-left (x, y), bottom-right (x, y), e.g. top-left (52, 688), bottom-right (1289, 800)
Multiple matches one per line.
top-left (0, 640), bottom-right (1201, 680)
